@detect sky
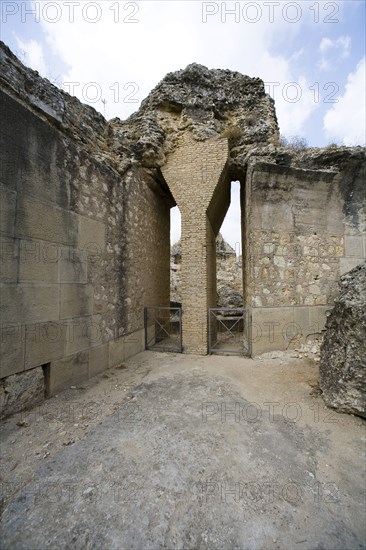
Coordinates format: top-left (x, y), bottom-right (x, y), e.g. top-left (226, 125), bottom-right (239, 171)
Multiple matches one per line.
top-left (1, 0), bottom-right (365, 250)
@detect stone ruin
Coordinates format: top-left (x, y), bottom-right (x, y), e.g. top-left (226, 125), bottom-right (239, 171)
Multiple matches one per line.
top-left (171, 233), bottom-right (243, 309)
top-left (0, 41), bottom-right (365, 417)
top-left (320, 261), bottom-right (366, 417)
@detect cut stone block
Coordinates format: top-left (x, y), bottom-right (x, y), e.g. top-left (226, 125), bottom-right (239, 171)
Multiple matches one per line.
top-left (60, 284), bottom-right (93, 319)
top-left (47, 352), bottom-right (89, 396)
top-left (0, 284), bottom-right (59, 323)
top-left (89, 343), bottom-right (109, 378)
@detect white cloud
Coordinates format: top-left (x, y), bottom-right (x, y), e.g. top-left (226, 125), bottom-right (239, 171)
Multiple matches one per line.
top-left (14, 37), bottom-right (47, 76)
top-left (320, 36), bottom-right (350, 56)
top-left (319, 37), bottom-right (333, 53)
top-left (289, 48), bottom-right (304, 62)
top-left (318, 35), bottom-right (351, 70)
top-left (323, 57), bottom-right (366, 146)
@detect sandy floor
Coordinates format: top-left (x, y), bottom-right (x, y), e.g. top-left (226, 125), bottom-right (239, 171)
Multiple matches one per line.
top-left (0, 351), bottom-right (365, 549)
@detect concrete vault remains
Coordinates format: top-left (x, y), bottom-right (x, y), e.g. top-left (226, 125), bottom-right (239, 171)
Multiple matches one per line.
top-left (0, 41), bottom-right (365, 416)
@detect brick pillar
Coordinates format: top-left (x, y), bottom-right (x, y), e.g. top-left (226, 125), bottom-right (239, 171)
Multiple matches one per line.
top-left (162, 135), bottom-right (228, 354)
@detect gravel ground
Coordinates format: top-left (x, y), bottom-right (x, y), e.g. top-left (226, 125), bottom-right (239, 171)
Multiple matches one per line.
top-left (0, 350), bottom-right (365, 549)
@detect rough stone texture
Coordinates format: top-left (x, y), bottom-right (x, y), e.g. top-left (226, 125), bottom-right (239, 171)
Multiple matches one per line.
top-left (217, 284), bottom-right (243, 309)
top-left (215, 232), bottom-right (237, 257)
top-left (245, 160), bottom-right (365, 354)
top-left (319, 262), bottom-right (366, 417)
top-left (245, 163), bottom-right (358, 308)
top-left (216, 234), bottom-right (243, 307)
top-left (171, 234), bottom-right (243, 308)
top-left (110, 62), bottom-right (279, 175)
top-left (0, 367), bottom-right (44, 419)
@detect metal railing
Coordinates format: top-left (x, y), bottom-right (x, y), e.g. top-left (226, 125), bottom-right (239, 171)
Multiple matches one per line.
top-left (208, 308), bottom-right (251, 356)
top-left (144, 307), bottom-right (183, 353)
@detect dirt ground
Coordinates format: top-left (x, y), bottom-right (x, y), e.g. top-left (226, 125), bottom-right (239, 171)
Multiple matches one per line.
top-left (0, 351), bottom-right (365, 549)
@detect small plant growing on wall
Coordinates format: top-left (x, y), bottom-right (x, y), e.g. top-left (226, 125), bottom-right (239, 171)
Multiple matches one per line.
top-left (280, 135), bottom-right (308, 151)
top-left (221, 125), bottom-right (242, 141)
top-left (325, 142), bottom-right (342, 149)
top-left (245, 115), bottom-right (256, 127)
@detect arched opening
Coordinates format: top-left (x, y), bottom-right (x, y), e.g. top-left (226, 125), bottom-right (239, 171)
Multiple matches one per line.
top-left (220, 180), bottom-right (242, 255)
top-left (217, 180), bottom-right (243, 308)
top-left (207, 179), bottom-right (250, 355)
top-left (143, 172), bottom-right (182, 353)
top-left (170, 205), bottom-right (182, 308)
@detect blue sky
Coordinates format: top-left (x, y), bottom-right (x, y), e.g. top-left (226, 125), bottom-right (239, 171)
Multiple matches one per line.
top-left (2, 0), bottom-right (365, 247)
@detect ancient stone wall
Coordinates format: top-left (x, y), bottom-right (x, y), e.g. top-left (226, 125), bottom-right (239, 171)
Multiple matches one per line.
top-left (170, 234), bottom-right (243, 308)
top-left (0, 47), bottom-right (170, 415)
top-left (1, 41), bottom-right (365, 416)
top-left (246, 162), bottom-right (366, 354)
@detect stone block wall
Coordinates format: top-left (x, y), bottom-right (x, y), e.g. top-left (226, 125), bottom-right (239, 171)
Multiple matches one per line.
top-left (244, 162), bottom-right (366, 354)
top-left (123, 170), bottom-right (170, 332)
top-left (0, 86), bottom-right (170, 415)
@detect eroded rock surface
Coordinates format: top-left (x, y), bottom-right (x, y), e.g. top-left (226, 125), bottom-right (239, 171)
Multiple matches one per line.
top-left (320, 262), bottom-right (366, 417)
top-left (0, 367), bottom-right (44, 419)
top-left (170, 234), bottom-right (243, 307)
top-left (2, 40), bottom-right (365, 183)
